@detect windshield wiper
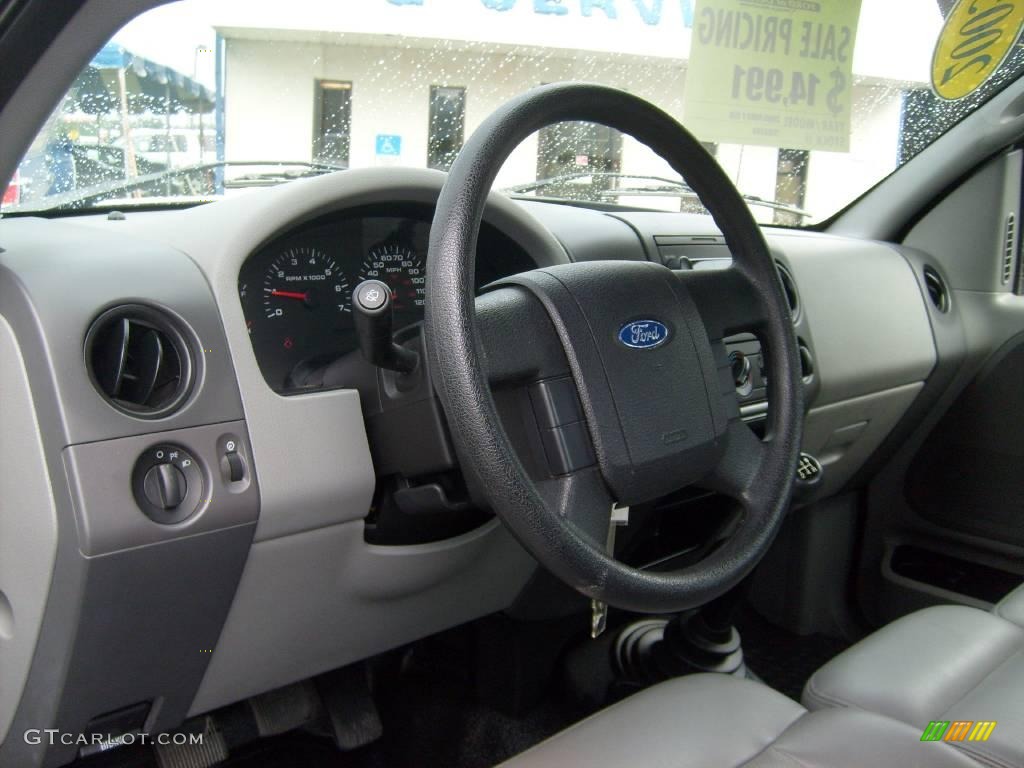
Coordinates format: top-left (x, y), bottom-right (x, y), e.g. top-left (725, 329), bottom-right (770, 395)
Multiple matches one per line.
top-left (3, 160), bottom-right (346, 214)
top-left (222, 161), bottom-right (346, 188)
top-left (504, 172), bottom-right (811, 222)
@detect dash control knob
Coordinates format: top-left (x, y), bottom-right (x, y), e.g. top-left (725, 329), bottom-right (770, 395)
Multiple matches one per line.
top-left (143, 463), bottom-right (187, 509)
top-left (729, 350), bottom-right (753, 397)
top-left (131, 444), bottom-right (204, 524)
top-left (730, 351), bottom-right (751, 387)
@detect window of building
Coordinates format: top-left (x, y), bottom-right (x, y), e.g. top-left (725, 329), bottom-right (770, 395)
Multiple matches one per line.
top-left (427, 85), bottom-right (466, 171)
top-left (774, 148), bottom-right (809, 226)
top-left (313, 80), bottom-right (352, 166)
top-left (536, 121), bottom-right (623, 182)
top-left (533, 121), bottom-right (623, 202)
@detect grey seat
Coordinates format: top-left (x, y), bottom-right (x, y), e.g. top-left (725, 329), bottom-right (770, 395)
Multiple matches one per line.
top-left (804, 584), bottom-right (1024, 768)
top-left (500, 673), bottom-right (977, 767)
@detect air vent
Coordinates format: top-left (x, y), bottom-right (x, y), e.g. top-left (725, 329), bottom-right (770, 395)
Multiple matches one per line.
top-left (798, 342), bottom-right (815, 381)
top-left (922, 265), bottom-right (949, 313)
top-left (85, 305), bottom-right (194, 417)
top-left (1003, 212), bottom-right (1017, 285)
top-left (775, 262), bottom-right (800, 322)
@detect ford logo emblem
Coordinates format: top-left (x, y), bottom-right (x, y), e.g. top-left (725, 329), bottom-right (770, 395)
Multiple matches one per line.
top-left (618, 320), bottom-right (669, 350)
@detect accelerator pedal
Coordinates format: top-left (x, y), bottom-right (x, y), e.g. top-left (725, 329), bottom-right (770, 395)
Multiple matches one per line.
top-left (248, 680), bottom-right (320, 737)
top-left (315, 663), bottom-right (383, 750)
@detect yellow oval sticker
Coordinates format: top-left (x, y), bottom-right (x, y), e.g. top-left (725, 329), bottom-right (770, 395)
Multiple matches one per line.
top-left (932, 0), bottom-right (1024, 101)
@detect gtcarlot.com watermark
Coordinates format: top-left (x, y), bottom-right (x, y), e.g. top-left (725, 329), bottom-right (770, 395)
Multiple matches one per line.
top-left (24, 730), bottom-right (203, 749)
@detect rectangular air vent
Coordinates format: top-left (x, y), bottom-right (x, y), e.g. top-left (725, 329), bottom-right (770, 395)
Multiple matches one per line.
top-left (1002, 212), bottom-right (1016, 286)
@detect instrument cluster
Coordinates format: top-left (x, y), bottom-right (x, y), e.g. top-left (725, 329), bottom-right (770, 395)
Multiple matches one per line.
top-left (238, 202), bottom-right (535, 392)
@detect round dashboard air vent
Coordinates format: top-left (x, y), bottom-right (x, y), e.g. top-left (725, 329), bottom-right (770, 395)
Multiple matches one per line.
top-left (923, 265), bottom-right (949, 313)
top-left (85, 305), bottom-right (194, 418)
top-left (775, 261), bottom-right (800, 322)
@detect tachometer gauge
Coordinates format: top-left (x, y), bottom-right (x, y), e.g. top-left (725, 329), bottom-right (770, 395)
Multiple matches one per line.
top-left (359, 244), bottom-right (425, 319)
top-left (264, 247), bottom-right (350, 320)
top-left (239, 246), bottom-right (352, 388)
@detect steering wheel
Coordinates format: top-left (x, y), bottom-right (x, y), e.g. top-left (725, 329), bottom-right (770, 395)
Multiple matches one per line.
top-left (426, 83), bottom-right (802, 614)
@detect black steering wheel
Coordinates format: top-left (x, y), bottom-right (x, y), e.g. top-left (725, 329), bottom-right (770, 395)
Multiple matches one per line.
top-left (426, 83), bottom-right (802, 613)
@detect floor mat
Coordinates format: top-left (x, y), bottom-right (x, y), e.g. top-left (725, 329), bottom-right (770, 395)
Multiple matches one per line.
top-left (77, 612), bottom-right (852, 768)
top-left (340, 632), bottom-right (588, 768)
top-left (736, 609), bottom-right (851, 702)
top-left (76, 627), bottom-right (586, 768)
top-left (224, 626), bottom-right (587, 768)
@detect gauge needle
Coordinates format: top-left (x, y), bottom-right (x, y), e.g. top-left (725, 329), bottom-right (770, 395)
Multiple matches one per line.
top-left (269, 289), bottom-right (309, 301)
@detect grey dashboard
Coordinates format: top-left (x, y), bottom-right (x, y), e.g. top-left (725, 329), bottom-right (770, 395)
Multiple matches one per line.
top-left (0, 167), bottom-right (938, 767)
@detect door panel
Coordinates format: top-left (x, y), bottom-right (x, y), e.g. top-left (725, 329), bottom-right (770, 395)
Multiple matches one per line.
top-left (906, 335), bottom-right (1024, 546)
top-left (856, 150), bottom-right (1024, 625)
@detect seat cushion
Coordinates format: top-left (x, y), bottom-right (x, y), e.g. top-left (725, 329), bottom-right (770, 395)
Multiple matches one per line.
top-left (747, 708), bottom-right (978, 768)
top-left (994, 582), bottom-right (1024, 628)
top-left (500, 675), bottom-right (804, 768)
top-left (803, 605), bottom-right (1024, 768)
top-left (501, 674), bottom-right (977, 768)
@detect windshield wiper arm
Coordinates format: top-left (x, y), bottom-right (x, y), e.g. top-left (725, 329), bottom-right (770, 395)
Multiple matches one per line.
top-left (4, 160), bottom-right (347, 213)
top-left (504, 171), bottom-right (811, 221)
top-left (504, 171), bottom-right (693, 195)
top-left (222, 161), bottom-right (347, 188)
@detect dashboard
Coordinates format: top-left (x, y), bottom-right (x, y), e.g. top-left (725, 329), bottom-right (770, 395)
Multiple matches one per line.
top-left (238, 203), bottom-right (536, 393)
top-left (0, 168), bottom-right (945, 768)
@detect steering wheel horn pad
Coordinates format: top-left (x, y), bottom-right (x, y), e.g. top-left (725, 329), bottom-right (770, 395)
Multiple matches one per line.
top-left (490, 261), bottom-right (728, 505)
top-left (427, 83), bottom-right (802, 613)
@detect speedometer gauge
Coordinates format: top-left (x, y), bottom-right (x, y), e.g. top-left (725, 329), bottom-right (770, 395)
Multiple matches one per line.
top-left (359, 244), bottom-right (425, 318)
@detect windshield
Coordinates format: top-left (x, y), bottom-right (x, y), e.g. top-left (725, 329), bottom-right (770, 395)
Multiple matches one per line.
top-left (5, 0), bottom-right (1024, 225)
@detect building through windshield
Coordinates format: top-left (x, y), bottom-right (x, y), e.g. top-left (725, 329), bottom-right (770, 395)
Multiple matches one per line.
top-left (212, 1), bottom-right (938, 222)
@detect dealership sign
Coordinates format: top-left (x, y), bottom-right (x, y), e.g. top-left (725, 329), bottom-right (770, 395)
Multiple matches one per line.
top-left (209, 0), bottom-right (700, 61)
top-left (387, 0), bottom-right (695, 26)
top-left (683, 0), bottom-right (861, 152)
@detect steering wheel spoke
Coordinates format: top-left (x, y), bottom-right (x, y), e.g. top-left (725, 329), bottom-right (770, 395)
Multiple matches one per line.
top-left (475, 285), bottom-right (570, 385)
top-left (702, 419), bottom-right (770, 501)
top-left (537, 467), bottom-right (615, 549)
top-left (675, 265), bottom-right (772, 342)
